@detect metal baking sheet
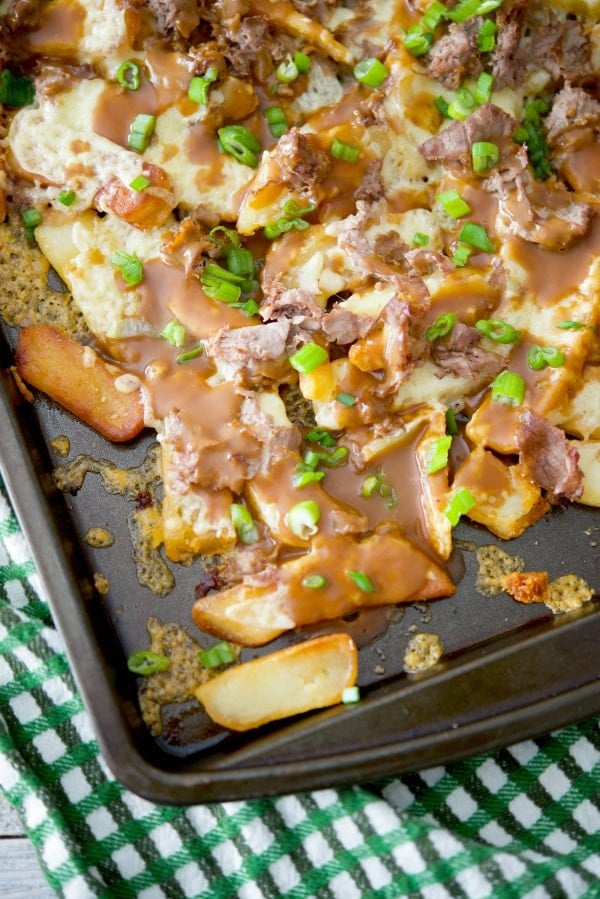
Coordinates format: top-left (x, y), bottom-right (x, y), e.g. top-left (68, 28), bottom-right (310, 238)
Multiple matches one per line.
top-left (1, 320), bottom-right (599, 805)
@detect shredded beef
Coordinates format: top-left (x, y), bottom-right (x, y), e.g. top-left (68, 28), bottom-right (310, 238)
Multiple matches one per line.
top-left (372, 295), bottom-right (421, 397)
top-left (426, 20), bottom-right (483, 90)
top-left (373, 230), bottom-right (408, 265)
top-left (275, 129), bottom-right (331, 194)
top-left (405, 248), bottom-right (454, 276)
top-left (34, 62), bottom-right (96, 97)
top-left (239, 394), bottom-right (302, 457)
top-left (322, 307), bottom-right (372, 345)
top-left (203, 321), bottom-right (293, 386)
top-left (517, 410), bottom-right (583, 501)
top-left (160, 218), bottom-right (220, 277)
top-left (545, 85), bottom-right (600, 146)
top-left (260, 287), bottom-right (323, 341)
top-left (144, 0), bottom-right (200, 38)
top-left (490, 0), bottom-right (528, 89)
top-left (355, 90), bottom-right (387, 127)
top-left (355, 159), bottom-right (384, 202)
top-left (432, 323), bottom-right (505, 381)
top-left (528, 9), bottom-right (590, 86)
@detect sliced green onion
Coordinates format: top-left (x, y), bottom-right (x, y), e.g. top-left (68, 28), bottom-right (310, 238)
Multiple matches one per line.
top-left (448, 87), bottom-right (476, 120)
top-left (527, 344), bottom-right (565, 371)
top-left (477, 19), bottom-right (497, 52)
top-left (425, 311), bottom-right (457, 341)
top-left (413, 232), bottom-right (430, 246)
top-left (336, 392), bottom-right (356, 407)
top-left (264, 106), bottom-right (287, 138)
top-left (231, 503), bottom-right (260, 544)
top-left (302, 574), bottom-right (327, 589)
top-left (403, 24), bottom-right (435, 57)
top-left (277, 57), bottom-right (299, 83)
top-left (198, 641), bottom-right (236, 668)
top-left (202, 278), bottom-right (241, 303)
top-left (294, 51), bottom-right (311, 74)
top-left (444, 487), bottom-right (476, 526)
top-left (226, 247), bottom-right (254, 277)
top-left (458, 222), bottom-right (494, 252)
top-left (293, 467), bottom-right (326, 488)
top-left (476, 0), bottom-right (503, 13)
top-left (188, 66), bottom-right (218, 105)
top-left (320, 446), bottom-right (348, 466)
top-left (473, 72), bottom-right (494, 105)
top-left (422, 1), bottom-right (448, 29)
top-left (0, 69), bottom-right (35, 107)
top-left (176, 345), bottom-right (203, 364)
top-left (361, 473), bottom-right (383, 497)
top-left (353, 57), bottom-right (389, 89)
top-left (331, 138), bottom-right (360, 163)
top-left (475, 319), bottom-right (521, 344)
top-left (289, 342), bottom-right (328, 374)
top-left (471, 140), bottom-right (499, 173)
top-left (342, 685), bottom-right (361, 704)
top-left (556, 320), bottom-right (591, 331)
top-left (434, 96), bottom-right (450, 118)
top-left (347, 569), bottom-right (376, 593)
top-left (231, 298), bottom-right (260, 317)
top-left (129, 174), bottom-right (151, 192)
top-left (128, 113), bottom-right (156, 153)
top-left (58, 189), bottom-right (76, 206)
top-left (22, 208), bottom-right (42, 229)
top-left (160, 319), bottom-right (186, 346)
top-left (426, 435), bottom-right (453, 474)
top-left (111, 250), bottom-right (143, 286)
top-left (117, 60), bottom-right (141, 90)
top-left (285, 499), bottom-right (320, 539)
top-left (284, 199), bottom-right (317, 217)
top-left (491, 370), bottom-right (526, 406)
top-left (208, 225), bottom-right (240, 249)
top-left (264, 217), bottom-right (310, 239)
top-left (452, 242), bottom-right (473, 267)
top-left (447, 0), bottom-right (480, 21)
top-left (218, 125), bottom-right (262, 168)
top-left (446, 408), bottom-right (458, 435)
top-left (437, 189), bottom-right (471, 218)
top-left (127, 650), bottom-right (170, 675)
top-left (305, 428), bottom-right (337, 447)
top-left (513, 101), bottom-right (552, 181)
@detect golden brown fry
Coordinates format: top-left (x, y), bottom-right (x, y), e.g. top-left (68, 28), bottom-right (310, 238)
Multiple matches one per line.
top-left (16, 324), bottom-right (144, 442)
top-left (249, 0), bottom-right (353, 65)
top-left (195, 633), bottom-right (358, 731)
top-left (94, 164), bottom-right (175, 230)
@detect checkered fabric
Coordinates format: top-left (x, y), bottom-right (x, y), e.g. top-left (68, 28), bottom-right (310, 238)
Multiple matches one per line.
top-left (1, 479), bottom-right (600, 899)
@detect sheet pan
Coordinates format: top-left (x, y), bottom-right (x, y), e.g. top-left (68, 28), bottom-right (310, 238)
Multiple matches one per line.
top-left (1, 321), bottom-right (599, 805)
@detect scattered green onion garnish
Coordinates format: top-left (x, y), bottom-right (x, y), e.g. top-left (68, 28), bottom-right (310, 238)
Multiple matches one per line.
top-left (294, 51), bottom-right (311, 73)
top-left (218, 125), bottom-right (262, 168)
top-left (452, 242), bottom-right (473, 267)
top-left (513, 98), bottom-right (552, 180)
top-left (160, 319), bottom-right (186, 346)
top-left (117, 60), bottom-right (141, 90)
top-left (336, 392), bottom-right (357, 407)
top-left (128, 113), bottom-right (156, 153)
top-left (413, 232), bottom-right (430, 246)
top-left (231, 298), bottom-right (260, 317)
top-left (22, 208), bottom-right (42, 229)
top-left (403, 24), bottom-right (435, 57)
top-left (198, 641), bottom-right (236, 668)
top-left (342, 685), bottom-right (361, 704)
top-left (330, 138), bottom-right (360, 163)
top-left (477, 19), bottom-right (497, 52)
top-left (444, 487), bottom-right (476, 526)
top-left (264, 106), bottom-right (287, 138)
top-left (347, 569), bottom-right (376, 593)
top-left (353, 57), bottom-right (389, 89)
top-left (208, 225), bottom-right (241, 249)
top-left (58, 189), bottom-right (76, 206)
top-left (490, 370), bottom-right (526, 406)
top-left (111, 250), bottom-right (143, 286)
top-left (446, 408), bottom-right (458, 434)
top-left (556, 320), bottom-right (593, 332)
top-left (446, 0), bottom-right (480, 21)
top-left (457, 222), bottom-right (494, 252)
top-left (471, 140), bottom-right (499, 173)
top-left (263, 199), bottom-right (317, 240)
top-left (437, 189), bottom-right (471, 218)
top-left (422, 0), bottom-right (447, 29)
top-left (434, 96), bottom-right (450, 118)
top-left (473, 72), bottom-right (494, 105)
top-left (201, 263), bottom-right (250, 304)
top-left (0, 69), bottom-right (35, 107)
top-left (226, 246), bottom-right (254, 277)
top-left (302, 574), bottom-right (327, 589)
top-left (127, 650), bottom-right (170, 675)
top-left (188, 66), bottom-right (218, 105)
top-left (305, 428), bottom-right (337, 447)
top-left (425, 311), bottom-right (457, 341)
top-left (289, 342), bottom-right (328, 374)
top-left (527, 344), bottom-right (565, 371)
top-left (129, 174), bottom-right (151, 192)
top-left (176, 345), bottom-right (203, 364)
top-left (231, 503), bottom-right (260, 544)
top-left (448, 87), bottom-right (476, 120)
top-left (426, 435), bottom-right (453, 474)
top-left (475, 319), bottom-right (521, 344)
top-left (285, 499), bottom-right (321, 539)
top-left (277, 56), bottom-right (300, 83)
top-left (293, 466), bottom-right (326, 488)
top-left (360, 470), bottom-right (398, 507)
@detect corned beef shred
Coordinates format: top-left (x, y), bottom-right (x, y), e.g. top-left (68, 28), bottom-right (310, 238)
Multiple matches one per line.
top-left (274, 129), bottom-right (331, 194)
top-left (517, 410), bottom-right (583, 501)
top-left (431, 323), bottom-right (505, 382)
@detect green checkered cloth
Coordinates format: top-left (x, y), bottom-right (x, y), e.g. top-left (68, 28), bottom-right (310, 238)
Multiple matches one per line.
top-left (1, 479), bottom-right (600, 898)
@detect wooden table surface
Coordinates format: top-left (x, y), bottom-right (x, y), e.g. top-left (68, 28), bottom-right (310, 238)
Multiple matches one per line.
top-left (0, 793), bottom-right (55, 898)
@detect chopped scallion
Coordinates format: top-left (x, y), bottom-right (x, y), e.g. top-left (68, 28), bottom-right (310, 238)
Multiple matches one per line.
top-left (448, 87), bottom-right (476, 120)
top-left (413, 232), bottom-right (430, 246)
top-left (425, 311), bottom-right (457, 341)
top-left (330, 137), bottom-right (360, 163)
top-left (218, 125), bottom-right (262, 168)
top-left (471, 140), bottom-right (499, 172)
top-left (0, 69), bottom-right (34, 107)
top-left (188, 66), bottom-right (218, 105)
top-left (437, 188), bottom-right (471, 218)
top-left (289, 342), bottom-right (328, 374)
top-left (457, 222), bottom-right (494, 252)
top-left (264, 106), bottom-right (287, 138)
top-left (305, 428), bottom-right (337, 447)
top-left (446, 408), bottom-right (458, 434)
top-left (403, 24), bottom-right (435, 57)
top-left (444, 487), bottom-right (476, 526)
top-left (127, 650), bottom-right (170, 675)
top-left (22, 208), bottom-right (42, 229)
top-left (477, 19), bottom-right (497, 52)
top-left (475, 318), bottom-right (521, 344)
top-left (58, 189), bottom-right (76, 207)
top-left (277, 57), bottom-right (299, 83)
top-left (422, 0), bottom-right (447, 29)
top-left (111, 250), bottom-right (143, 286)
top-left (294, 51), bottom-right (311, 74)
top-left (198, 641), bottom-right (236, 668)
top-left (490, 370), bottom-right (526, 406)
top-left (347, 569), bottom-right (376, 593)
top-left (176, 345), bottom-right (203, 364)
top-left (160, 319), bottom-right (186, 347)
top-left (426, 435), bottom-right (453, 474)
top-left (117, 60), bottom-right (141, 90)
top-left (231, 503), bottom-right (260, 544)
top-left (128, 113), bottom-right (156, 153)
top-left (129, 174), bottom-right (151, 192)
top-left (342, 685), bottom-right (361, 704)
top-left (473, 72), bottom-right (494, 105)
top-left (527, 344), bottom-right (565, 371)
top-left (353, 57), bottom-right (389, 89)
top-left (336, 392), bottom-right (356, 407)
top-left (285, 499), bottom-right (321, 539)
top-left (302, 574), bottom-right (327, 589)
top-left (452, 242), bottom-right (473, 267)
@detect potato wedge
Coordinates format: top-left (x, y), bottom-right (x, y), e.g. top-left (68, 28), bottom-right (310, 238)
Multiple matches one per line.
top-left (195, 634), bottom-right (357, 731)
top-left (571, 440), bottom-right (600, 506)
top-left (16, 324), bottom-right (144, 442)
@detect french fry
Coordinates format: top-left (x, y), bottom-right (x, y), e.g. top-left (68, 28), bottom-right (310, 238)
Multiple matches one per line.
top-left (249, 0), bottom-right (353, 64)
top-left (195, 634), bottom-right (357, 731)
top-left (16, 324), bottom-right (144, 442)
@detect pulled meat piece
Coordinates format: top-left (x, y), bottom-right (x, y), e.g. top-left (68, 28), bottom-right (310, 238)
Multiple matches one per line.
top-left (426, 20), bottom-right (483, 89)
top-left (160, 218), bottom-right (220, 277)
top-left (373, 230), bottom-right (408, 265)
top-left (355, 159), bottom-right (385, 202)
top-left (239, 394), bottom-right (302, 457)
top-left (260, 287), bottom-right (323, 345)
top-left (202, 321), bottom-right (293, 386)
top-left (405, 248), bottom-right (454, 276)
top-left (517, 410), bottom-right (583, 501)
top-left (275, 129), bottom-right (331, 194)
top-left (528, 9), bottom-right (590, 86)
top-left (432, 323), bottom-right (504, 381)
top-left (490, 0), bottom-right (528, 89)
top-left (322, 307), bottom-right (372, 345)
top-left (545, 85), bottom-right (600, 146)
top-left (144, 0), bottom-right (200, 38)
top-left (419, 104), bottom-right (527, 181)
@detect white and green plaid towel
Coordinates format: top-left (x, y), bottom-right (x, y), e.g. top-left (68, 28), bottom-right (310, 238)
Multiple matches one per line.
top-left (1, 477), bottom-right (600, 898)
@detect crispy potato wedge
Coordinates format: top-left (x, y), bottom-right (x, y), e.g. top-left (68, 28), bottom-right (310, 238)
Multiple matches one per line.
top-left (16, 324), bottom-right (144, 442)
top-left (195, 633), bottom-right (358, 731)
top-left (571, 440), bottom-right (600, 506)
top-left (193, 526), bottom-right (455, 645)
